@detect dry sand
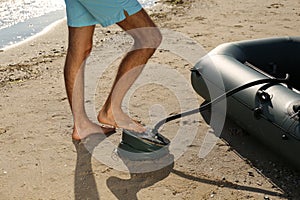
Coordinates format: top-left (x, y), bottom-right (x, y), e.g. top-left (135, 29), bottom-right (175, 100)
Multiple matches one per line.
top-left (0, 0), bottom-right (300, 199)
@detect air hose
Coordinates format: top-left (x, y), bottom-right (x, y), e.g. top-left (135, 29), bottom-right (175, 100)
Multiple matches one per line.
top-left (153, 75), bottom-right (290, 133)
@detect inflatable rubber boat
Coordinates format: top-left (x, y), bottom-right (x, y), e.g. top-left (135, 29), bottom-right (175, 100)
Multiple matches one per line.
top-left (191, 37), bottom-right (300, 169)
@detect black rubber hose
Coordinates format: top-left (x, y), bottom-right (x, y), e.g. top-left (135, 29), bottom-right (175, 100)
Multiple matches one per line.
top-left (153, 76), bottom-right (289, 132)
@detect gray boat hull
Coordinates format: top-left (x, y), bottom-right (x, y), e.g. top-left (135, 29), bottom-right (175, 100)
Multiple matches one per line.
top-left (191, 37), bottom-right (300, 169)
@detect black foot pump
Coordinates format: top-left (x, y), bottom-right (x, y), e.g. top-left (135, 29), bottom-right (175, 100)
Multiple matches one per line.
top-left (118, 77), bottom-right (290, 160)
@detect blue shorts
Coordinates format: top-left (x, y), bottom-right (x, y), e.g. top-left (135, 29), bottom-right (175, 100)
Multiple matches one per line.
top-left (64, 0), bottom-right (143, 27)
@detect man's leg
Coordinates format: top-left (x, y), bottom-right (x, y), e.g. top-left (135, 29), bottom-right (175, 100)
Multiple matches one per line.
top-left (98, 9), bottom-right (162, 132)
top-left (64, 25), bottom-right (114, 140)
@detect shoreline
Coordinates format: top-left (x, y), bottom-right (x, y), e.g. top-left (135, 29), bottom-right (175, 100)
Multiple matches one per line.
top-left (1, 0), bottom-right (300, 199)
top-left (0, 0), bottom-right (159, 51)
top-left (0, 17), bottom-right (68, 86)
top-left (1, 17), bottom-right (66, 51)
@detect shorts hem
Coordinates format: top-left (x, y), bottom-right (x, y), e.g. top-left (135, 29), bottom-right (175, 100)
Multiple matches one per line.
top-left (67, 22), bottom-right (98, 28)
top-left (66, 6), bottom-right (143, 28)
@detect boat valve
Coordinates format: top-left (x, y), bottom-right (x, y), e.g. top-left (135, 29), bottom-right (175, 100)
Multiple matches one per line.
top-left (257, 90), bottom-right (271, 102)
top-left (290, 104), bottom-right (300, 120)
top-left (254, 90), bottom-right (271, 119)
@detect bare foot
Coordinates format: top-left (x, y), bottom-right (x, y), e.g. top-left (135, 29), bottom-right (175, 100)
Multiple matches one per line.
top-left (97, 109), bottom-right (146, 133)
top-left (72, 120), bottom-right (115, 140)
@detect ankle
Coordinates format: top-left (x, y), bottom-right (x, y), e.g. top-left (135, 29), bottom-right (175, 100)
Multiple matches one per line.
top-left (98, 109), bottom-right (116, 126)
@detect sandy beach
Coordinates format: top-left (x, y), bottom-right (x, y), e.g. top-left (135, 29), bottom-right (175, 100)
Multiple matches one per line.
top-left (1, 0), bottom-right (300, 199)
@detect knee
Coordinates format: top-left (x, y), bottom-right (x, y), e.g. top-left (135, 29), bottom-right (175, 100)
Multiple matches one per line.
top-left (133, 28), bottom-right (162, 50)
top-left (68, 41), bottom-right (93, 61)
top-left (152, 30), bottom-right (162, 49)
top-left (82, 44), bottom-right (93, 59)
top-left (148, 29), bottom-right (162, 49)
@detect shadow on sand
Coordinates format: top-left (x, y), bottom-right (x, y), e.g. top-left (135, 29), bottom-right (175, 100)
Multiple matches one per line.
top-left (73, 133), bottom-right (174, 200)
top-left (106, 154), bottom-right (174, 200)
top-left (73, 137), bottom-right (100, 200)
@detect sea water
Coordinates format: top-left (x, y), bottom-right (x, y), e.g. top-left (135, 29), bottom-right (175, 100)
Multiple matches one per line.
top-left (0, 0), bottom-right (156, 49)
